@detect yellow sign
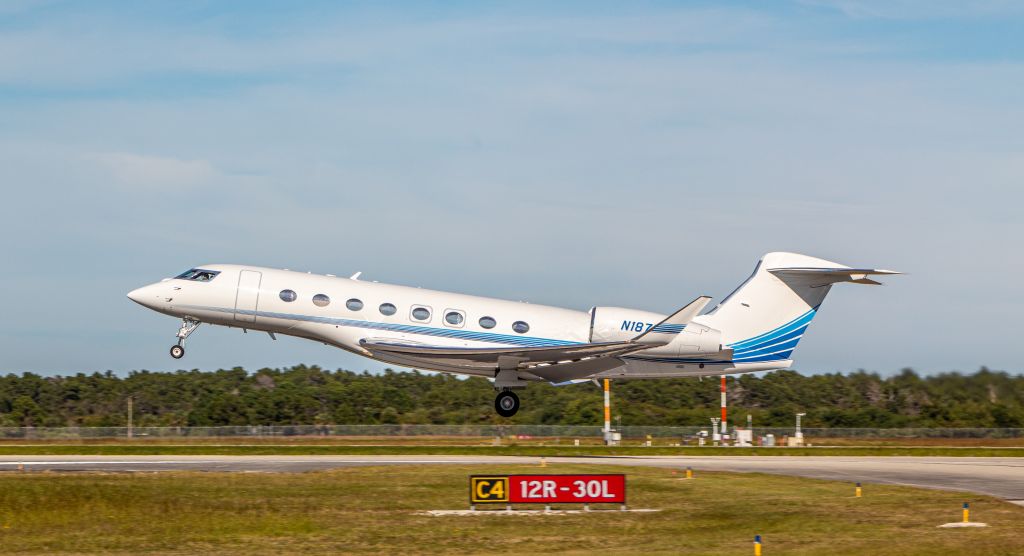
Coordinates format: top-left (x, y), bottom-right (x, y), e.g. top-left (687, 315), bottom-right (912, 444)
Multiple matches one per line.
top-left (470, 476), bottom-right (509, 503)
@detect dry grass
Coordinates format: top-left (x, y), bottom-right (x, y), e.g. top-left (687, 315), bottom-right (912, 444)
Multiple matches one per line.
top-left (810, 437), bottom-right (1024, 447)
top-left (3, 434), bottom-right (1023, 448)
top-left (0, 443), bottom-right (1021, 457)
top-left (0, 464), bottom-right (1021, 555)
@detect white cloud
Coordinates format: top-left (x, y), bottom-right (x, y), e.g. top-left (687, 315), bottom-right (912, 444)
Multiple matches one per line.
top-left (84, 152), bottom-right (218, 187)
top-left (798, 0), bottom-right (1024, 19)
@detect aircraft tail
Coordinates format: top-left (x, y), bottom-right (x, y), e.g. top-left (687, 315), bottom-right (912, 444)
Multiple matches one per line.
top-left (695, 252), bottom-right (899, 364)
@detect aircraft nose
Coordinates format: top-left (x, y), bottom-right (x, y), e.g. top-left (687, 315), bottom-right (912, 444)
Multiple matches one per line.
top-left (127, 284), bottom-right (163, 309)
top-left (127, 287), bottom-right (145, 303)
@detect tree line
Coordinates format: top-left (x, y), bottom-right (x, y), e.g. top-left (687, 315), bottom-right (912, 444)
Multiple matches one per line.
top-left (0, 366), bottom-right (1022, 428)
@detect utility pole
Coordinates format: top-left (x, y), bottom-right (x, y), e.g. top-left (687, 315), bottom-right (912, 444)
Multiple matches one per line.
top-left (720, 376), bottom-right (728, 435)
top-left (127, 396), bottom-right (133, 440)
top-left (795, 412), bottom-right (806, 446)
top-left (602, 379), bottom-right (613, 445)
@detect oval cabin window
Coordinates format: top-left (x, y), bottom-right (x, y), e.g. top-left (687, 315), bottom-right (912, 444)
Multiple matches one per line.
top-left (479, 316), bottom-right (497, 329)
top-left (279, 290), bottom-right (297, 302)
top-left (411, 307), bottom-right (431, 321)
top-left (379, 303), bottom-right (397, 316)
top-left (512, 321), bottom-right (530, 334)
top-left (445, 311), bottom-right (464, 326)
top-left (312, 294), bottom-right (330, 307)
top-left (346, 298), bottom-right (363, 311)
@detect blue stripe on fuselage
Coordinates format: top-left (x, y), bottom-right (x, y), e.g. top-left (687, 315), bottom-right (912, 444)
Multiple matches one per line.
top-left (182, 305), bottom-right (582, 348)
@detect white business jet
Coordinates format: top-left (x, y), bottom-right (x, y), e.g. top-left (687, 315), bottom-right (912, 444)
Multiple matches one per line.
top-left (127, 252), bottom-right (898, 417)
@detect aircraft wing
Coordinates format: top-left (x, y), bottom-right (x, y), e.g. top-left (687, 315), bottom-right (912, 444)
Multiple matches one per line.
top-left (358, 296), bottom-right (714, 382)
top-left (359, 339), bottom-right (644, 371)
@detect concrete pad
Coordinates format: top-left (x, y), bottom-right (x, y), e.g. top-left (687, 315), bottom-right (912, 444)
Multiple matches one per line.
top-left (421, 508), bottom-right (660, 516)
top-left (938, 522), bottom-right (988, 528)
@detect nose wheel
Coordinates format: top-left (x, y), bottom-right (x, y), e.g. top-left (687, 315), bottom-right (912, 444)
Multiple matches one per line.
top-left (495, 391), bottom-right (520, 418)
top-left (169, 317), bottom-right (201, 359)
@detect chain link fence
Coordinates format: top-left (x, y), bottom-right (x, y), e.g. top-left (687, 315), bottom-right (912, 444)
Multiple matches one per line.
top-left (1, 425), bottom-right (1022, 440)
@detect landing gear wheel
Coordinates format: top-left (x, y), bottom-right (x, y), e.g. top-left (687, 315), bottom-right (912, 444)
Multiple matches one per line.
top-left (170, 318), bottom-right (200, 360)
top-left (495, 391), bottom-right (520, 418)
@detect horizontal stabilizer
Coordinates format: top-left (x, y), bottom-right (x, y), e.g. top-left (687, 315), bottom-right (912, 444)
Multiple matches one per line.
top-left (632, 296), bottom-right (712, 345)
top-left (768, 267), bottom-right (901, 286)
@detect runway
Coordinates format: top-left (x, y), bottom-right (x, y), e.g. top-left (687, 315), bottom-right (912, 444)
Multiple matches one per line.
top-left (2, 455), bottom-right (1022, 503)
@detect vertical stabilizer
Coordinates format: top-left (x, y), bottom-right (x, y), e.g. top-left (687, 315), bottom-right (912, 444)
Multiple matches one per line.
top-left (695, 252), bottom-right (898, 364)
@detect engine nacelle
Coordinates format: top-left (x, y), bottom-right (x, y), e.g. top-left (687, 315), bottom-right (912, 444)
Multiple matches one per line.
top-left (589, 306), bottom-right (723, 356)
top-left (588, 306), bottom-right (670, 343)
top-left (669, 322), bottom-right (723, 355)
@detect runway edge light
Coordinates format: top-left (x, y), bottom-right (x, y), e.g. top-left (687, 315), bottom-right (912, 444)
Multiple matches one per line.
top-left (754, 534), bottom-right (762, 556)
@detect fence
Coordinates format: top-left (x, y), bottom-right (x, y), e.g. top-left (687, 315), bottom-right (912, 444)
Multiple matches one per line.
top-left (1, 425), bottom-right (1022, 440)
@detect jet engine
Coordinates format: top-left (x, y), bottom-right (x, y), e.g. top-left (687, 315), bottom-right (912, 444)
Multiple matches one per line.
top-left (668, 321), bottom-right (723, 356)
top-left (588, 306), bottom-right (673, 343)
top-left (589, 306), bottom-right (723, 356)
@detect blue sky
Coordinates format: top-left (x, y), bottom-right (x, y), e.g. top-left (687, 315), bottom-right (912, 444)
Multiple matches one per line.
top-left (1, 1), bottom-right (1022, 376)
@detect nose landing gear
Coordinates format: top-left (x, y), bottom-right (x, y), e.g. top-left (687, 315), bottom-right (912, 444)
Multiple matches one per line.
top-left (495, 390), bottom-right (520, 418)
top-left (170, 317), bottom-right (201, 359)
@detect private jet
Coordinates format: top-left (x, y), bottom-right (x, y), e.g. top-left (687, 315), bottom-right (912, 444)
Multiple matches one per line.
top-left (127, 252), bottom-right (899, 417)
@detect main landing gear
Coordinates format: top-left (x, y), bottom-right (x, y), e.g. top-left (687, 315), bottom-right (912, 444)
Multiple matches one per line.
top-left (170, 317), bottom-right (201, 359)
top-left (495, 390), bottom-right (520, 418)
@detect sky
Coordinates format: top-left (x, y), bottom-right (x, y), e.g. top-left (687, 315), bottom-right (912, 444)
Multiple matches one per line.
top-left (0, 1), bottom-right (1022, 377)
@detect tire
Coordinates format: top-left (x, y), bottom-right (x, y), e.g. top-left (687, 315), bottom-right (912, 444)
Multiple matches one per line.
top-left (494, 391), bottom-right (520, 418)
top-left (170, 345), bottom-right (185, 359)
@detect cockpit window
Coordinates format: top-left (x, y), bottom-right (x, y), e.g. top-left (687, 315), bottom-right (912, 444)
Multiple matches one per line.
top-left (175, 269), bottom-right (221, 282)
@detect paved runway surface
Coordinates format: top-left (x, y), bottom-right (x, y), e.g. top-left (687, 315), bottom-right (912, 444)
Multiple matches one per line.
top-left (2, 455), bottom-right (1022, 503)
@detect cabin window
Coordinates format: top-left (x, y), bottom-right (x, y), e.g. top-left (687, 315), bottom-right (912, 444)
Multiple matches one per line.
top-left (411, 306), bottom-right (431, 322)
top-left (312, 294), bottom-right (330, 307)
top-left (512, 321), bottom-right (530, 334)
top-left (175, 269), bottom-right (221, 282)
top-left (279, 289), bottom-right (297, 302)
top-left (379, 303), bottom-right (397, 316)
top-left (444, 310), bottom-right (464, 327)
top-left (346, 298), bottom-right (364, 311)
top-left (479, 316), bottom-right (497, 329)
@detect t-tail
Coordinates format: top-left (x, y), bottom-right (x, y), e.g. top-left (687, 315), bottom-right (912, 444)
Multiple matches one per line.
top-left (693, 252), bottom-right (900, 366)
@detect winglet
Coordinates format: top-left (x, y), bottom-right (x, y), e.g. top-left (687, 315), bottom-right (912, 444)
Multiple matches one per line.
top-left (350, 271), bottom-right (362, 281)
top-left (632, 296), bottom-right (712, 346)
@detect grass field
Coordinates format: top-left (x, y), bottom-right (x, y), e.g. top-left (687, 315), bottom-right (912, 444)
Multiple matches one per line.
top-left (0, 443), bottom-right (1020, 457)
top-left (4, 434), bottom-right (1023, 448)
top-left (0, 464), bottom-right (1020, 555)
top-left (6, 435), bottom-right (1024, 445)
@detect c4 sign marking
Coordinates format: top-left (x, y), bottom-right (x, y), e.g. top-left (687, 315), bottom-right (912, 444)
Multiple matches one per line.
top-left (470, 476), bottom-right (509, 503)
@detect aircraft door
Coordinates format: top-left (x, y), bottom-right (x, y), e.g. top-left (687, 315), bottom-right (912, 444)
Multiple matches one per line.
top-left (234, 270), bottom-right (262, 323)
